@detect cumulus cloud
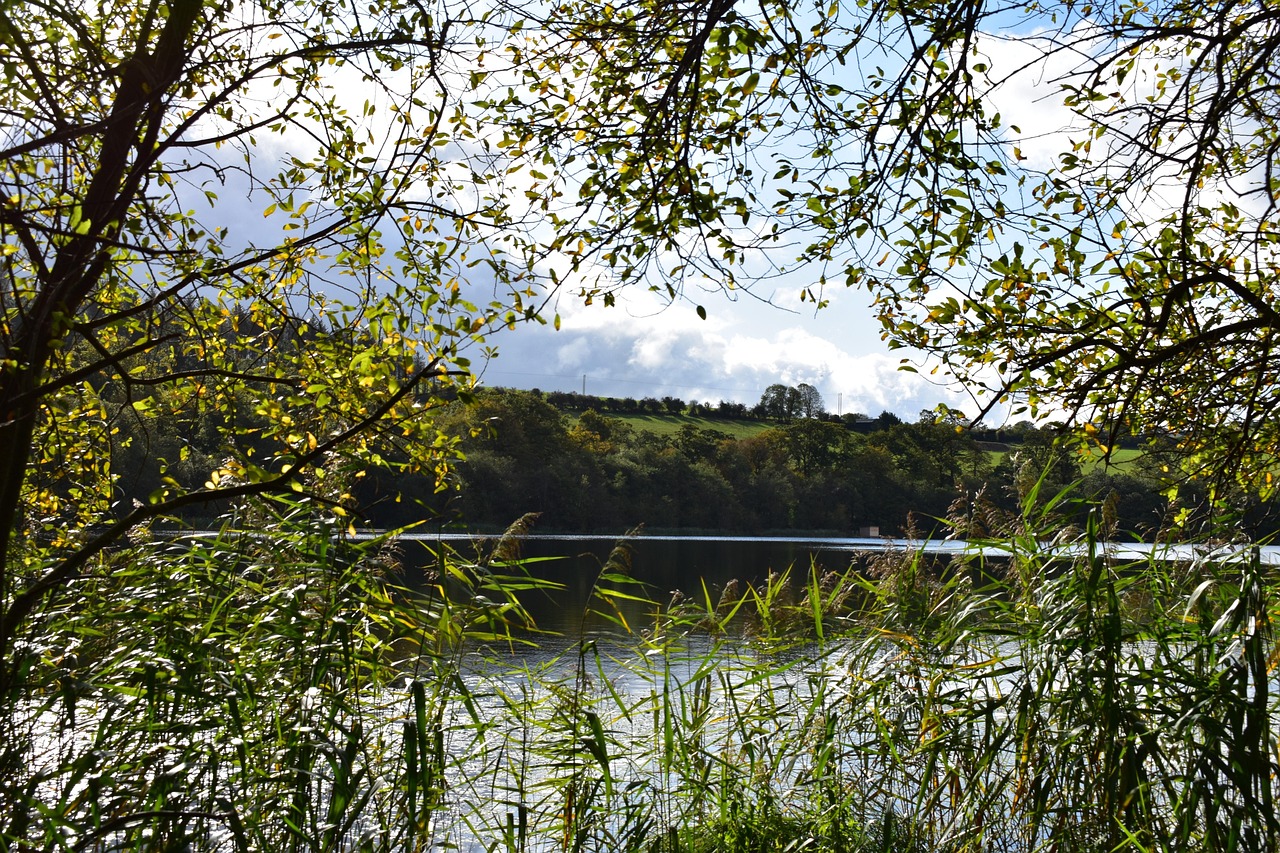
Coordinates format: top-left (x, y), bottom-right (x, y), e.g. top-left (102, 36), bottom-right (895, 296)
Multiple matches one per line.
top-left (478, 279), bottom-right (983, 421)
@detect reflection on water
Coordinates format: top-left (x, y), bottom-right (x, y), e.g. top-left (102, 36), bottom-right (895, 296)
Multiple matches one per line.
top-left (393, 535), bottom-right (882, 636)
top-left (385, 533), bottom-right (1280, 637)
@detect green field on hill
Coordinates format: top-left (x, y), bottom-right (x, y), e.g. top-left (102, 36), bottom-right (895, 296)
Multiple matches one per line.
top-left (586, 412), bottom-right (776, 440)
top-left (591, 412), bottom-right (1145, 467)
top-left (586, 412), bottom-right (1148, 471)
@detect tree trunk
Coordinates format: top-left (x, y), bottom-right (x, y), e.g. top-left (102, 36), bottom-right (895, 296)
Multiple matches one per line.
top-left (0, 0), bottom-right (203, 697)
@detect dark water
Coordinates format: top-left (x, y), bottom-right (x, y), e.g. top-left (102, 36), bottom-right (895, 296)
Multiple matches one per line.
top-left (381, 533), bottom-right (1280, 636)
top-left (392, 534), bottom-right (899, 635)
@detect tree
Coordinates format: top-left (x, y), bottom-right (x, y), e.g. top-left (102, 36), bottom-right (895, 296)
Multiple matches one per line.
top-left (876, 411), bottom-right (903, 430)
top-left (1005, 427), bottom-right (1086, 495)
top-left (489, 0), bottom-right (1280, 494)
top-left (0, 1), bottom-right (572, 698)
top-left (571, 408), bottom-right (634, 454)
top-left (1, 5), bottom-right (634, 841)
top-left (756, 383), bottom-right (789, 420)
top-left (662, 395), bottom-right (686, 414)
top-left (774, 418), bottom-right (849, 476)
top-left (796, 383), bottom-right (824, 419)
top-left (757, 383), bottom-right (811, 421)
top-left (442, 389), bottom-right (597, 526)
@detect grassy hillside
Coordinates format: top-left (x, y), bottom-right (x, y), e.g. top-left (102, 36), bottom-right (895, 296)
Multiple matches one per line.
top-left (584, 412), bottom-right (775, 440)
top-left (575, 409), bottom-right (1147, 473)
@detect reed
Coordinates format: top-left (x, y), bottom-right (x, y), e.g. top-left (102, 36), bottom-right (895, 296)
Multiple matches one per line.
top-left (3, 491), bottom-right (1278, 852)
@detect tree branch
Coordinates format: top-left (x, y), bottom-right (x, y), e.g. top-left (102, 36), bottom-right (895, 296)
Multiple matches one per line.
top-left (0, 358), bottom-right (456, 664)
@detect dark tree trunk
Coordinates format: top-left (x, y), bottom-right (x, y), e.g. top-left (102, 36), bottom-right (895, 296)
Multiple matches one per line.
top-left (0, 0), bottom-right (203, 697)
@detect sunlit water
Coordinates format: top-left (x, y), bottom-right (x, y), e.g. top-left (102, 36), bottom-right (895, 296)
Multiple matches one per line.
top-left (31, 533), bottom-right (1280, 850)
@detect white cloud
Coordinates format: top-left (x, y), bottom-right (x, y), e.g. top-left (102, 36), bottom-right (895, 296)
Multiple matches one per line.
top-left (479, 277), bottom-right (983, 421)
top-left (975, 30), bottom-right (1092, 171)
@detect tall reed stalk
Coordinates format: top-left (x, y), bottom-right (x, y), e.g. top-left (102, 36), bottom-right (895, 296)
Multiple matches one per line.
top-left (0, 498), bottom-right (547, 851)
top-left (5, 490), bottom-right (1279, 852)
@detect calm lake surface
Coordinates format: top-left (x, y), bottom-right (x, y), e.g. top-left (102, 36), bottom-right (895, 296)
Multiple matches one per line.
top-left (383, 532), bottom-right (1280, 636)
top-left (393, 534), bottom-right (889, 635)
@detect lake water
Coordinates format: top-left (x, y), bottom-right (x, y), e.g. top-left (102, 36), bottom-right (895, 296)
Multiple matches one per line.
top-left (392, 533), bottom-right (888, 635)
top-left (383, 532), bottom-right (1280, 636)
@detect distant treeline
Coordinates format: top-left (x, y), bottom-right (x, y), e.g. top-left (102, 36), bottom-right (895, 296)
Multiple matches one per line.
top-left (521, 386), bottom-right (1141, 449)
top-left (352, 388), bottom-right (1279, 539)
top-left (107, 370), bottom-right (1274, 538)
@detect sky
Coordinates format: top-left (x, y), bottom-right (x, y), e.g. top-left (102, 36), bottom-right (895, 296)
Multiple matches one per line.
top-left (475, 277), bottom-right (977, 420)
top-left (468, 14), bottom-right (1173, 424)
top-left (184, 9), bottom-right (1123, 426)
top-left (193, 23), bottom-right (989, 423)
top-left (158, 1), bottom-right (1246, 432)
top-left (467, 22), bottom-right (1088, 422)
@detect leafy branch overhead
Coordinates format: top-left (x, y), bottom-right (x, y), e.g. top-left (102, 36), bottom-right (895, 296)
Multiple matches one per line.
top-left (0, 0), bottom-right (545, 692)
top-left (2, 0), bottom-right (1276, 704)
top-left (486, 0), bottom-right (1280, 487)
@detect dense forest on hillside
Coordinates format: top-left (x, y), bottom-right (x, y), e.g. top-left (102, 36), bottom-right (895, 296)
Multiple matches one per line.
top-left (346, 387), bottom-right (1279, 539)
top-left (103, 366), bottom-right (1280, 538)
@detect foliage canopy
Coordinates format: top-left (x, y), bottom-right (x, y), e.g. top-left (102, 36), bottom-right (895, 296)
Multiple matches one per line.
top-left (486, 0), bottom-right (1280, 492)
top-left (0, 0), bottom-right (561, 691)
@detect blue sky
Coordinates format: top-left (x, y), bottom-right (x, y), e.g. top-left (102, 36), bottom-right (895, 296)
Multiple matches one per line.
top-left (474, 277), bottom-right (980, 419)
top-left (183, 10), bottom-right (1095, 425)
top-left (462, 13), bottom-right (1084, 422)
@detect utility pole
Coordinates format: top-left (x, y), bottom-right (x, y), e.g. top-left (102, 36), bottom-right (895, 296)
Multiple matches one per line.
top-left (582, 374), bottom-right (586, 395)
